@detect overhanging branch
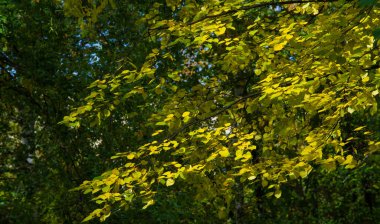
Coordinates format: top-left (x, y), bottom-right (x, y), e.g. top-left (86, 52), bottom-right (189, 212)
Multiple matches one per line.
top-left (150, 0), bottom-right (338, 31)
top-left (168, 92), bottom-right (260, 140)
top-left (188, 0), bottom-right (337, 26)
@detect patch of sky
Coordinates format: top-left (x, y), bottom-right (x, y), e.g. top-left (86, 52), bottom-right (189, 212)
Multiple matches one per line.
top-left (85, 42), bottom-right (102, 50)
top-left (9, 68), bottom-right (16, 77)
top-left (89, 53), bottom-right (100, 65)
top-left (107, 38), bottom-right (117, 43)
top-left (269, 5), bottom-right (282, 12)
top-left (274, 5), bottom-right (282, 12)
top-left (77, 39), bottom-right (103, 50)
top-left (101, 30), bottom-right (109, 36)
top-left (199, 74), bottom-right (212, 86)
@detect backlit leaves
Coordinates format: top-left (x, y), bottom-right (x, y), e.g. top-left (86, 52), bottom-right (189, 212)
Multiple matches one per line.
top-left (65, 0), bottom-right (380, 222)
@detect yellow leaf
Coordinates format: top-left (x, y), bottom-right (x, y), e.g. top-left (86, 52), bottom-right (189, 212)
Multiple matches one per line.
top-left (249, 30), bottom-right (258, 36)
top-left (152, 48), bottom-right (159, 54)
top-left (206, 153), bottom-right (218, 162)
top-left (354, 126), bottom-right (365, 131)
top-left (132, 172), bottom-right (141, 179)
top-left (82, 214), bottom-right (94, 222)
top-left (342, 155), bottom-right (353, 165)
top-left (215, 27), bottom-right (226, 35)
top-left (183, 116), bottom-right (191, 123)
top-left (152, 130), bottom-right (163, 136)
top-left (182, 111), bottom-right (190, 117)
top-left (238, 167), bottom-right (250, 175)
top-left (235, 149), bottom-right (243, 160)
top-left (362, 74), bottom-right (369, 83)
top-left (274, 43), bottom-right (284, 51)
top-left (265, 192), bottom-right (273, 197)
top-left (164, 114), bottom-right (175, 122)
top-left (242, 152), bottom-right (252, 161)
top-left (274, 189), bottom-right (282, 198)
top-left (255, 69), bottom-right (262, 75)
top-left (285, 34), bottom-right (293, 40)
top-left (142, 199), bottom-right (154, 209)
top-left (166, 178), bottom-right (175, 187)
top-left (219, 148), bottom-right (230, 157)
top-left (299, 171), bottom-right (308, 178)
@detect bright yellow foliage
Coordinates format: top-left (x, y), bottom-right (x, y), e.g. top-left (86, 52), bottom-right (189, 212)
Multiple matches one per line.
top-left (63, 0), bottom-right (380, 222)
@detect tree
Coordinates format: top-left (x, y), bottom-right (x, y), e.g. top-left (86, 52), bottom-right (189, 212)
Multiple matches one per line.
top-left (1, 0), bottom-right (377, 223)
top-left (62, 0), bottom-right (380, 222)
top-left (0, 0), bottom-right (155, 222)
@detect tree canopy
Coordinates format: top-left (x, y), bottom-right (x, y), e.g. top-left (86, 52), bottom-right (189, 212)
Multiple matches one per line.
top-left (1, 0), bottom-right (380, 223)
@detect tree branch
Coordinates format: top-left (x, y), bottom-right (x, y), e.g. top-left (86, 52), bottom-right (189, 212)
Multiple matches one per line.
top-left (168, 92), bottom-right (260, 140)
top-left (188, 0), bottom-right (336, 26)
top-left (150, 0), bottom-right (338, 31)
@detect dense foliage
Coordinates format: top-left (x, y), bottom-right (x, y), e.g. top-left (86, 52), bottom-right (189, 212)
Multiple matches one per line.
top-left (1, 0), bottom-right (380, 223)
